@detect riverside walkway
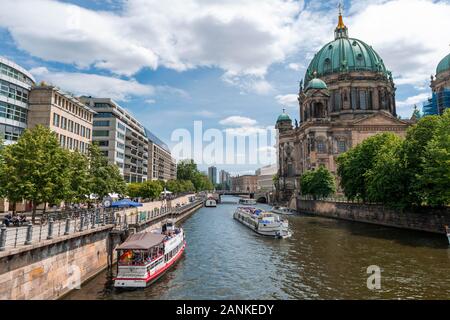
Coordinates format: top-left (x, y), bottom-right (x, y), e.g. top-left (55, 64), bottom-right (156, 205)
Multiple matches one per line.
top-left (0, 199), bottom-right (203, 253)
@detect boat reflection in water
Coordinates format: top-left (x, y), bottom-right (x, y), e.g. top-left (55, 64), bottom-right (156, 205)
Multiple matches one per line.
top-left (114, 220), bottom-right (185, 288)
top-left (234, 207), bottom-right (292, 239)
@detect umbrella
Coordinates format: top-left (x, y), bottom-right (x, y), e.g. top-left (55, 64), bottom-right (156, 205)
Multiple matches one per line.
top-left (111, 199), bottom-right (143, 208)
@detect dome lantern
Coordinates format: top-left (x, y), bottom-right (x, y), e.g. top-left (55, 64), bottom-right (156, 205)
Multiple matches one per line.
top-left (335, 2), bottom-right (348, 39)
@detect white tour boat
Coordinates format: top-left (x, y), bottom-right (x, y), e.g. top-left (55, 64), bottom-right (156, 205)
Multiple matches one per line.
top-left (114, 220), bottom-right (185, 288)
top-left (205, 198), bottom-right (217, 207)
top-left (238, 198), bottom-right (257, 205)
top-left (445, 225), bottom-right (450, 245)
top-left (233, 207), bottom-right (292, 239)
top-left (271, 206), bottom-right (296, 215)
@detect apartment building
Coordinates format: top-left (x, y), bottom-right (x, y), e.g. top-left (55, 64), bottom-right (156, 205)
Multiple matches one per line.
top-left (28, 84), bottom-right (95, 153)
top-left (145, 129), bottom-right (176, 181)
top-left (230, 175), bottom-right (258, 193)
top-left (80, 97), bottom-right (149, 183)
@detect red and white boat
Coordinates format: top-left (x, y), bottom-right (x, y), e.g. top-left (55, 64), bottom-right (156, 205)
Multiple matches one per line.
top-left (114, 220), bottom-right (186, 288)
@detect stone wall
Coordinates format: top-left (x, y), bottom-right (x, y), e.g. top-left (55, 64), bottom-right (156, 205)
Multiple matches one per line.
top-left (0, 195), bottom-right (200, 300)
top-left (0, 227), bottom-right (117, 300)
top-left (297, 199), bottom-right (450, 234)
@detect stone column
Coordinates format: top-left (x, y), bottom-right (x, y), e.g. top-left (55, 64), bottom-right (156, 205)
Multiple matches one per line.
top-left (25, 222), bottom-right (33, 245)
top-left (372, 88), bottom-right (380, 110)
top-left (0, 224), bottom-right (7, 251)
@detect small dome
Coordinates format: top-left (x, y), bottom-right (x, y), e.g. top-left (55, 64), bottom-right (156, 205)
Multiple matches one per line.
top-left (306, 78), bottom-right (327, 91)
top-left (436, 53), bottom-right (450, 75)
top-left (276, 112), bottom-right (291, 123)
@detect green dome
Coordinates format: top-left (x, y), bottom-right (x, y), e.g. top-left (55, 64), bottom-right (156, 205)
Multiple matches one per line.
top-left (306, 78), bottom-right (327, 90)
top-left (436, 53), bottom-right (450, 75)
top-left (277, 113), bottom-right (291, 123)
top-left (304, 37), bottom-right (389, 84)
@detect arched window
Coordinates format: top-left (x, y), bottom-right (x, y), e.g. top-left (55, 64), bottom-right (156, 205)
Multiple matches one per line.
top-left (314, 102), bottom-right (325, 118)
top-left (316, 139), bottom-right (326, 154)
top-left (324, 58), bottom-right (332, 73)
top-left (359, 90), bottom-right (367, 110)
top-left (356, 53), bottom-right (364, 67)
top-left (333, 91), bottom-right (341, 111)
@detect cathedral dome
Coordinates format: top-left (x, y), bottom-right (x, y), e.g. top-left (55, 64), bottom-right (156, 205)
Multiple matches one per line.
top-left (436, 53), bottom-right (450, 75)
top-left (276, 110), bottom-right (291, 123)
top-left (305, 78), bottom-right (327, 90)
top-left (304, 10), bottom-right (389, 85)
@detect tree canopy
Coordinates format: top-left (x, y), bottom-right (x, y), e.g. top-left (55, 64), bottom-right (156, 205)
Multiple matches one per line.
top-left (300, 166), bottom-right (336, 199)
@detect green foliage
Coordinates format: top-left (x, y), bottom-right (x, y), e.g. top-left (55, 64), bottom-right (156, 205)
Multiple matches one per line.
top-left (365, 134), bottom-right (405, 207)
top-left (65, 151), bottom-right (90, 204)
top-left (88, 144), bottom-right (126, 199)
top-left (336, 133), bottom-right (398, 202)
top-left (0, 126), bottom-right (70, 220)
top-left (176, 159), bottom-right (213, 191)
top-left (139, 180), bottom-right (164, 200)
top-left (337, 112), bottom-right (450, 208)
top-left (418, 110), bottom-right (450, 206)
top-left (300, 166), bottom-right (336, 199)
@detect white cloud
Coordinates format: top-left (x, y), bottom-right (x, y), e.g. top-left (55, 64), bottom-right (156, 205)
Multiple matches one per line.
top-left (275, 94), bottom-right (298, 108)
top-left (145, 99), bottom-right (156, 104)
top-left (287, 63), bottom-right (304, 71)
top-left (219, 116), bottom-right (257, 127)
top-left (396, 93), bottom-right (430, 108)
top-left (30, 67), bottom-right (153, 101)
top-left (349, 0), bottom-right (450, 86)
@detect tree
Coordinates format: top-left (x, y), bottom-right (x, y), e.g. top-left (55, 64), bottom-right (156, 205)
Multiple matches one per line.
top-left (400, 115), bottom-right (441, 206)
top-left (177, 159), bottom-right (198, 181)
top-left (127, 183), bottom-right (142, 199)
top-left (139, 180), bottom-right (163, 200)
top-left (0, 126), bottom-right (70, 222)
top-left (88, 144), bottom-right (126, 200)
top-left (337, 133), bottom-right (398, 202)
top-left (300, 166), bottom-right (335, 199)
top-left (65, 151), bottom-right (90, 204)
top-left (418, 109), bottom-right (450, 206)
top-left (365, 134), bottom-right (405, 207)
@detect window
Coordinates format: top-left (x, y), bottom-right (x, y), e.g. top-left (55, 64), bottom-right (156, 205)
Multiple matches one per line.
top-left (351, 88), bottom-right (358, 110)
top-left (0, 101), bottom-right (28, 124)
top-left (338, 140), bottom-right (346, 153)
top-left (116, 152), bottom-right (124, 159)
top-left (93, 130), bottom-right (109, 137)
top-left (93, 120), bottom-right (110, 127)
top-left (117, 142), bottom-right (125, 150)
top-left (97, 140), bottom-right (109, 147)
top-left (117, 122), bottom-right (126, 131)
top-left (94, 112), bottom-right (114, 118)
top-left (359, 91), bottom-right (367, 110)
top-left (117, 132), bottom-right (125, 140)
top-left (0, 80), bottom-right (30, 103)
top-left (333, 91), bottom-right (341, 111)
top-left (317, 141), bottom-right (326, 153)
top-left (0, 124), bottom-right (24, 141)
top-left (53, 113), bottom-right (59, 127)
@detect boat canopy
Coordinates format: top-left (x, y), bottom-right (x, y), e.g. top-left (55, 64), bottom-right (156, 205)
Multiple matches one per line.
top-left (117, 232), bottom-right (166, 250)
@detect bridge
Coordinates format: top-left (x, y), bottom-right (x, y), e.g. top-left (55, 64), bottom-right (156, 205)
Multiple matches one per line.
top-left (212, 191), bottom-right (274, 204)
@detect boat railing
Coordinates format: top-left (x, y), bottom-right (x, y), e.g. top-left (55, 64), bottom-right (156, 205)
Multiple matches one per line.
top-left (118, 253), bottom-right (164, 266)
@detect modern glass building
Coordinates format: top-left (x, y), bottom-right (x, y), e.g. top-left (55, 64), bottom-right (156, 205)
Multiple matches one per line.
top-left (0, 57), bottom-right (35, 144)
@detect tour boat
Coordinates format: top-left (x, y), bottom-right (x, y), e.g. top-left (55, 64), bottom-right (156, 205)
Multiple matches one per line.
top-left (233, 207), bottom-right (292, 239)
top-left (114, 220), bottom-right (185, 288)
top-left (205, 198), bottom-right (217, 207)
top-left (271, 206), bottom-right (296, 215)
top-left (238, 198), bottom-right (257, 205)
top-left (445, 225), bottom-right (450, 245)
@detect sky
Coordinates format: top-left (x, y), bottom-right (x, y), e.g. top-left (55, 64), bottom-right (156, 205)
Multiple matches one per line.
top-left (0, 0), bottom-right (449, 175)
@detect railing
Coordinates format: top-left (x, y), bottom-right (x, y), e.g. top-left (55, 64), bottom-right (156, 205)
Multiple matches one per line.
top-left (0, 199), bottom-right (204, 252)
top-left (0, 209), bottom-right (117, 252)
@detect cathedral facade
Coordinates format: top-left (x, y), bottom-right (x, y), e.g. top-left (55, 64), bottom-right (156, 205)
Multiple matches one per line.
top-left (276, 11), bottom-right (412, 202)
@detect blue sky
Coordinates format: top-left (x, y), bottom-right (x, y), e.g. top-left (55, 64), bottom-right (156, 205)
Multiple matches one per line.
top-left (0, 0), bottom-right (449, 174)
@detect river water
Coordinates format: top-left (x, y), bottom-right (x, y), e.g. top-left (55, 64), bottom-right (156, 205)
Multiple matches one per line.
top-left (64, 196), bottom-right (450, 300)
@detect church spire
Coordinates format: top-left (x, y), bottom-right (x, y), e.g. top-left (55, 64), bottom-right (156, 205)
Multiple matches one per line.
top-left (335, 1), bottom-right (349, 39)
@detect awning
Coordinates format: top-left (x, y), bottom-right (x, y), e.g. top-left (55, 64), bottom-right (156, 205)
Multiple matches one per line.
top-left (116, 232), bottom-right (166, 250)
top-left (111, 199), bottom-right (143, 208)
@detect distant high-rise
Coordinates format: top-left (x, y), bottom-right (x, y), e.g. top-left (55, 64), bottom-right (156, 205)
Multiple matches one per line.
top-left (208, 166), bottom-right (217, 185)
top-left (219, 170), bottom-right (231, 190)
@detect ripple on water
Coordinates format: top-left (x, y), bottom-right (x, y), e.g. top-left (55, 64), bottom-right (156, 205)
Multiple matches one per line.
top-left (64, 196), bottom-right (450, 300)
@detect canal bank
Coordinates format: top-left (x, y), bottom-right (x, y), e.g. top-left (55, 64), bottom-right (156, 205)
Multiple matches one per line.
top-left (64, 196), bottom-right (450, 300)
top-left (297, 199), bottom-right (450, 235)
top-left (0, 195), bottom-right (203, 300)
